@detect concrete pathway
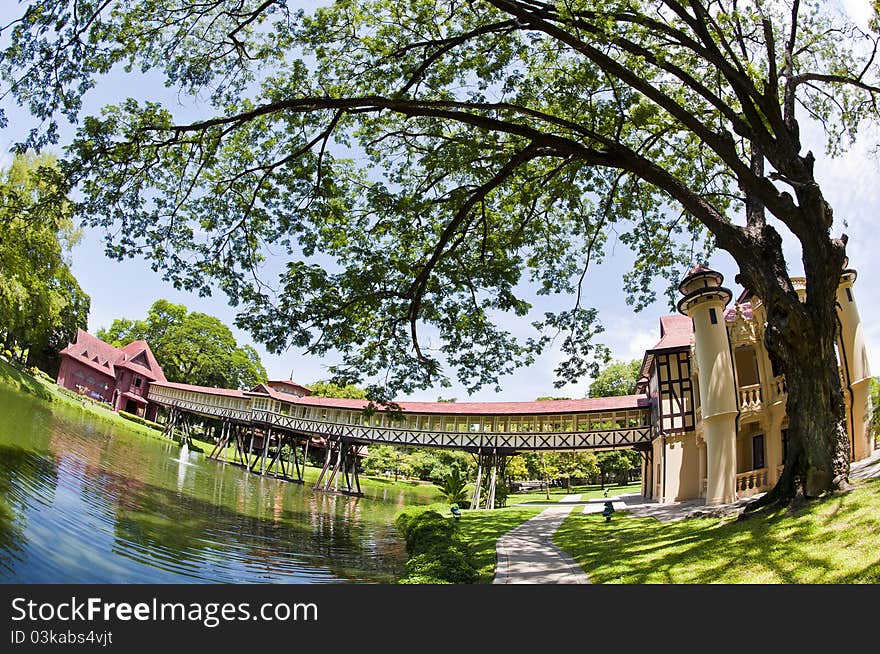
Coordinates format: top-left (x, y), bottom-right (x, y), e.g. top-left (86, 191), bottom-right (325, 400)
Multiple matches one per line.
top-left (493, 494), bottom-right (590, 584)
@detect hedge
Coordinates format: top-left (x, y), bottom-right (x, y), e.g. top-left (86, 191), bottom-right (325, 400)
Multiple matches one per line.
top-left (393, 509), bottom-right (478, 584)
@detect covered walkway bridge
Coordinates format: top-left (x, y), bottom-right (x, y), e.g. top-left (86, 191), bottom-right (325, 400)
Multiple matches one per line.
top-left (147, 381), bottom-right (652, 508)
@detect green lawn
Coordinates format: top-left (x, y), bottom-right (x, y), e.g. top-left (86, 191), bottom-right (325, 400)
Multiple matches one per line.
top-left (554, 478), bottom-right (880, 583)
top-left (509, 481), bottom-right (642, 505)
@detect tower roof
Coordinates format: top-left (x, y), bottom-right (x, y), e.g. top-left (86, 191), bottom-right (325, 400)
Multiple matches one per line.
top-left (678, 264), bottom-right (724, 295)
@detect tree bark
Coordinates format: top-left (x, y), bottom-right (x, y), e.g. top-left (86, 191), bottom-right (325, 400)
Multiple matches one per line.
top-left (736, 219), bottom-right (850, 508)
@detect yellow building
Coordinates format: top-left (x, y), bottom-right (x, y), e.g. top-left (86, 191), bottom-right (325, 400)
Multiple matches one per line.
top-left (637, 263), bottom-right (875, 504)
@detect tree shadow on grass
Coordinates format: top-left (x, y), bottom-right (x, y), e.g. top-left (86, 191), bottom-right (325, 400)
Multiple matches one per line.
top-left (554, 479), bottom-right (880, 584)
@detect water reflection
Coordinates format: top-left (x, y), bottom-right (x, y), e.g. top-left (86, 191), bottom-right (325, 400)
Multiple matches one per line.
top-left (0, 386), bottom-right (421, 583)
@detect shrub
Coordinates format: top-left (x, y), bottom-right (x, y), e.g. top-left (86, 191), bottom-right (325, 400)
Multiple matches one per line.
top-left (29, 367), bottom-right (54, 382)
top-left (405, 548), bottom-right (478, 584)
top-left (403, 511), bottom-right (457, 555)
top-left (396, 575), bottom-right (451, 584)
top-left (394, 507), bottom-right (478, 584)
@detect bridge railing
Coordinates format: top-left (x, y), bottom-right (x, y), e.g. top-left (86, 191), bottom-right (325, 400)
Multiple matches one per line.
top-left (252, 411), bottom-right (651, 451)
top-left (147, 386), bottom-right (652, 451)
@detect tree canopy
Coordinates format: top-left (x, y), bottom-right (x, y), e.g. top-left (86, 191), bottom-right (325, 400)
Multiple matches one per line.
top-left (308, 380), bottom-right (368, 398)
top-left (97, 299), bottom-right (267, 389)
top-left (588, 359), bottom-right (642, 398)
top-left (0, 152), bottom-right (89, 374)
top-left (3, 0), bottom-right (878, 500)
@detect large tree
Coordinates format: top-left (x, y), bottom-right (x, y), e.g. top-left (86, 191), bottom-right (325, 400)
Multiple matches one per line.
top-left (0, 152), bottom-right (89, 374)
top-left (589, 359), bottom-right (642, 398)
top-left (98, 299), bottom-right (267, 389)
top-left (2, 1), bottom-right (878, 504)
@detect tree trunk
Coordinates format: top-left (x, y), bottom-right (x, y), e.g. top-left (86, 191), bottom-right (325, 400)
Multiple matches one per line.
top-left (738, 227), bottom-right (850, 508)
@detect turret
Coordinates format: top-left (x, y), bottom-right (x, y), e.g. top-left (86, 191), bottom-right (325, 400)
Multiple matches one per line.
top-left (677, 265), bottom-right (738, 504)
top-left (835, 262), bottom-right (874, 460)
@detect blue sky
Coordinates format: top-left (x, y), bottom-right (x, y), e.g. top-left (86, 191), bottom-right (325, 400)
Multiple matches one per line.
top-left (2, 0), bottom-right (878, 401)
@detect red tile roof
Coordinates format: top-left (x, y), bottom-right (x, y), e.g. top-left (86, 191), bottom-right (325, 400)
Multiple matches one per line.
top-left (59, 330), bottom-right (166, 382)
top-left (648, 315), bottom-right (693, 351)
top-left (59, 329), bottom-right (120, 377)
top-left (288, 394), bottom-right (649, 416)
top-left (117, 340), bottom-right (166, 382)
top-left (266, 379), bottom-right (312, 397)
top-left (724, 302), bottom-right (753, 322)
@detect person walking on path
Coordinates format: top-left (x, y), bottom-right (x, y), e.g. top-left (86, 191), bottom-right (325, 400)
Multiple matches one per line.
top-left (493, 494), bottom-right (590, 584)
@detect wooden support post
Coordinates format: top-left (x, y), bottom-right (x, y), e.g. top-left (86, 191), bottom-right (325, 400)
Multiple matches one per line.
top-left (291, 436), bottom-right (302, 481)
top-left (352, 445), bottom-right (362, 495)
top-left (487, 450), bottom-right (498, 510)
top-left (341, 442), bottom-right (353, 492)
top-left (277, 434), bottom-right (288, 478)
top-left (231, 425), bottom-right (243, 464)
top-left (163, 408), bottom-right (177, 440)
top-left (472, 449), bottom-right (484, 510)
top-left (245, 427), bottom-right (255, 470)
top-left (301, 438), bottom-right (310, 482)
top-left (266, 431), bottom-right (286, 477)
top-left (209, 421), bottom-right (229, 460)
top-left (258, 428), bottom-right (271, 474)
top-left (324, 441), bottom-right (344, 491)
top-left (313, 441), bottom-right (333, 489)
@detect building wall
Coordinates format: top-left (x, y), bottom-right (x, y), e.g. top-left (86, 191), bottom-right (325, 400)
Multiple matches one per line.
top-left (660, 431), bottom-right (701, 502)
top-left (56, 357), bottom-right (115, 402)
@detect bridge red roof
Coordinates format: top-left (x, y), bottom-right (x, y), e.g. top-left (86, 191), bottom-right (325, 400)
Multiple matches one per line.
top-left (289, 394), bottom-right (649, 416)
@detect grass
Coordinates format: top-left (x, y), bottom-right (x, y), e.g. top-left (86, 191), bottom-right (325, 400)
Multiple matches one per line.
top-left (395, 502), bottom-right (542, 583)
top-left (553, 478), bottom-right (880, 583)
top-left (0, 357), bottom-right (201, 446)
top-left (509, 481), bottom-right (642, 505)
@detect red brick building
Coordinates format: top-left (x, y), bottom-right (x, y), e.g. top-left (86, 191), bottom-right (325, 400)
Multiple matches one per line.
top-left (56, 329), bottom-right (166, 420)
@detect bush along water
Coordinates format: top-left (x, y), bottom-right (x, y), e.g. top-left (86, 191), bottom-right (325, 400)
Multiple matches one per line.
top-left (394, 509), bottom-right (479, 584)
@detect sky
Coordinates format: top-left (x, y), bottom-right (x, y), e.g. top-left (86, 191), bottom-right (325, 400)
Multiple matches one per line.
top-left (1, 0), bottom-right (878, 402)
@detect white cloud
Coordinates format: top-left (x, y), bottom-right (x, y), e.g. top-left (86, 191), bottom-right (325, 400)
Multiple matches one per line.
top-left (841, 0), bottom-right (874, 27)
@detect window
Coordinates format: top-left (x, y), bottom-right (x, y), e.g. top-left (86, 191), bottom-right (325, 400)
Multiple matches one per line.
top-left (709, 308), bottom-right (718, 324)
top-left (134, 377), bottom-right (142, 388)
top-left (846, 287), bottom-right (853, 302)
top-left (752, 434), bottom-right (765, 470)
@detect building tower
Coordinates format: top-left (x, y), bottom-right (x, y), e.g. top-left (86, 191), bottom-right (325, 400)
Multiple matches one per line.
top-left (678, 265), bottom-right (738, 504)
top-left (836, 262), bottom-right (874, 461)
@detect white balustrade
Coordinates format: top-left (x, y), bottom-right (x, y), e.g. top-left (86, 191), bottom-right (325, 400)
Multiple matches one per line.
top-left (772, 376), bottom-right (787, 401)
top-left (739, 384), bottom-right (763, 412)
top-left (736, 468), bottom-right (769, 497)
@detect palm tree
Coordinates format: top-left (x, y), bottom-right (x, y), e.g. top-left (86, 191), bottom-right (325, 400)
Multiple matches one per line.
top-left (435, 468), bottom-right (469, 505)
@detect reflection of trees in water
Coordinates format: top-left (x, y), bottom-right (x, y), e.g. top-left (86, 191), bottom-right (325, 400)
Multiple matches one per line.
top-left (2, 395), bottom-right (407, 582)
top-left (0, 445), bottom-right (59, 578)
top-left (109, 475), bottom-right (405, 582)
top-left (49, 424), bottom-right (404, 581)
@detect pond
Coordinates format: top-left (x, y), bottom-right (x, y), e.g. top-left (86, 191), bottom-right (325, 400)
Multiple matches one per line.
top-left (0, 385), bottom-right (431, 583)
